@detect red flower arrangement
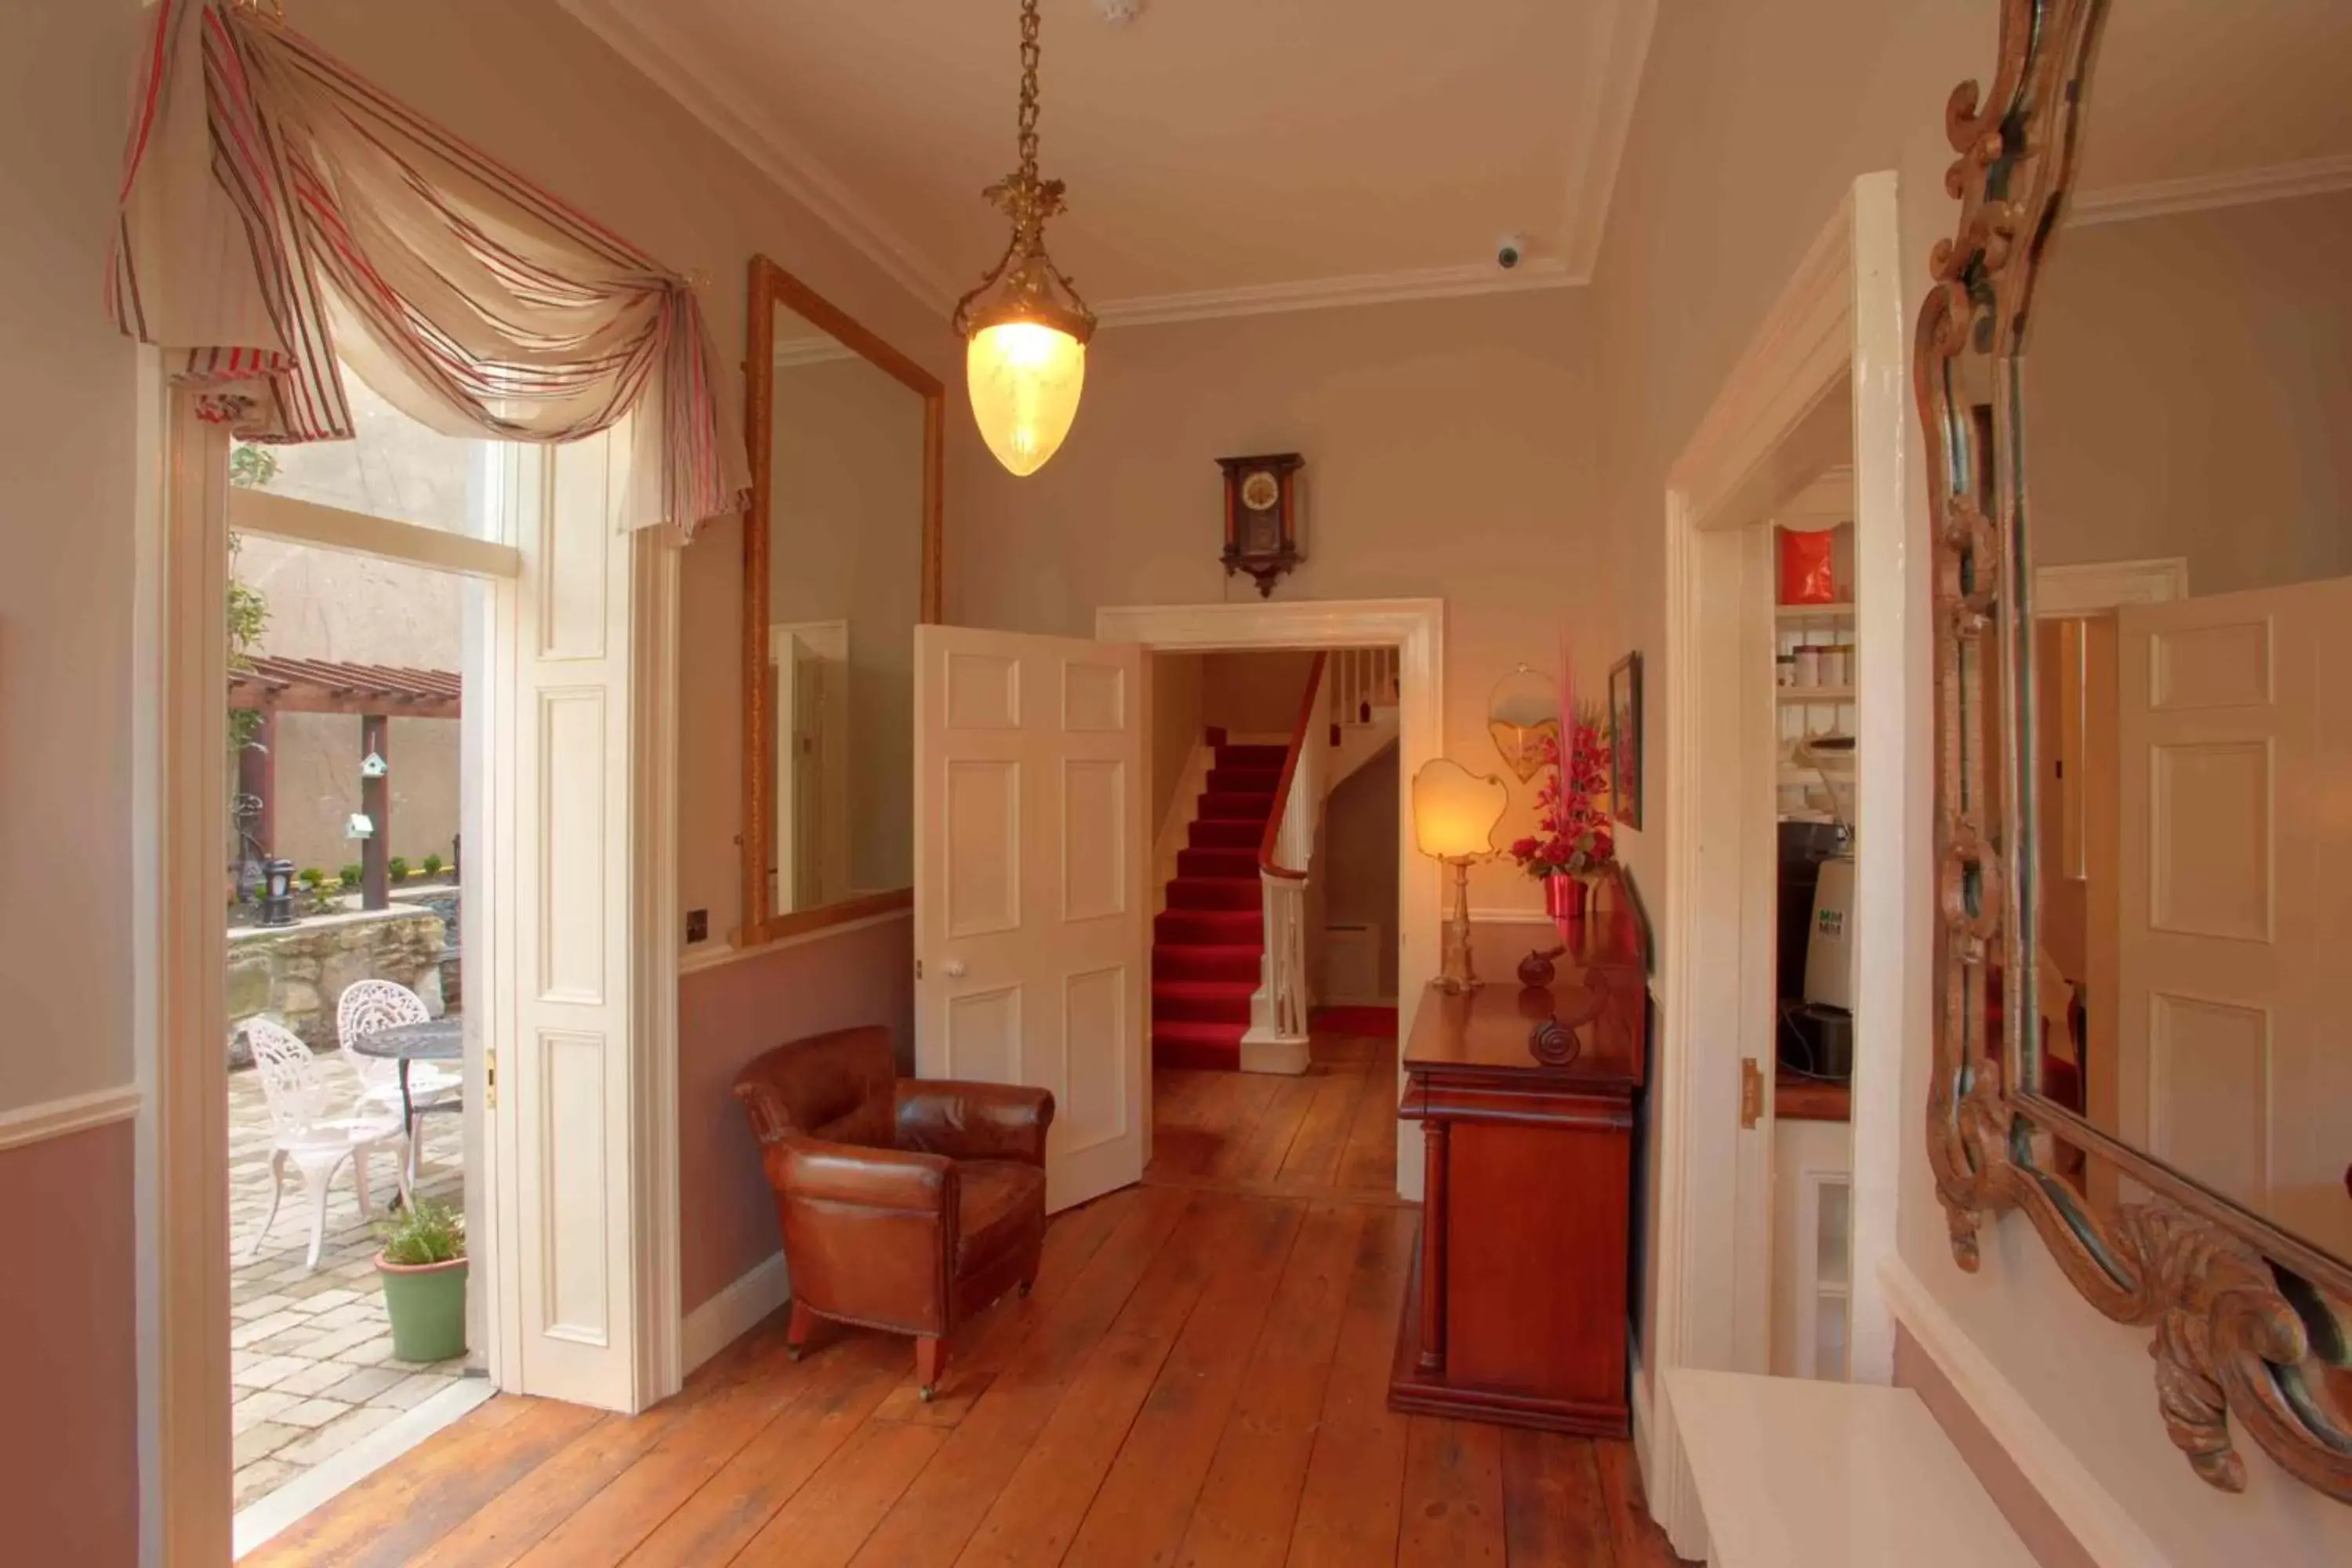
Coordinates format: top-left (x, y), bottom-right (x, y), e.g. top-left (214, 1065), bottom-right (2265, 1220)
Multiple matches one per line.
top-left (1508, 703), bottom-right (1614, 880)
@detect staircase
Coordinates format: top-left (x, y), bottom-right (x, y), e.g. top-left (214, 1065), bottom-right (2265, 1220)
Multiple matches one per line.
top-left (1150, 735), bottom-right (1286, 1070)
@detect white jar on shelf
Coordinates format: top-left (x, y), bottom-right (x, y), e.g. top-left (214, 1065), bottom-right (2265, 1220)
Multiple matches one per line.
top-left (1793, 644), bottom-right (1822, 688)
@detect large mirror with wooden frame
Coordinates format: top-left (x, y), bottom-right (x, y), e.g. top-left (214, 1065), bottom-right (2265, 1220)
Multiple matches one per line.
top-left (740, 255), bottom-right (943, 946)
top-left (1919, 0), bottom-right (2352, 1505)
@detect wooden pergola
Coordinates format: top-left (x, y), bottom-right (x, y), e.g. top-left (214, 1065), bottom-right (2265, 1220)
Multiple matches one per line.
top-left (229, 656), bottom-right (462, 910)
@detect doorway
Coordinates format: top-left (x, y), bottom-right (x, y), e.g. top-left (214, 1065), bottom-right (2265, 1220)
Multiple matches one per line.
top-left (140, 388), bottom-right (686, 1563)
top-left (1139, 644), bottom-right (1404, 1189)
top-left (1642, 172), bottom-right (1911, 1557)
top-left (1098, 598), bottom-right (1444, 1201)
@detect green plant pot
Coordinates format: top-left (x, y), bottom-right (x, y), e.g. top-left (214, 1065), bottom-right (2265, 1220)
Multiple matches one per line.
top-left (377, 1252), bottom-right (467, 1364)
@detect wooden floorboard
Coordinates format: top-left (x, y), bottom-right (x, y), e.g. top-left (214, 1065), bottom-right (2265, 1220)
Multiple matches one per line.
top-left (1283, 1203), bottom-right (1417, 1568)
top-left (1396, 1417), bottom-right (1508, 1566)
top-left (252, 1022), bottom-right (1688, 1566)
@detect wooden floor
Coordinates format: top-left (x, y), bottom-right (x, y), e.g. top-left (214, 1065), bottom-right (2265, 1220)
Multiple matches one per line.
top-left (248, 1022), bottom-right (1686, 1566)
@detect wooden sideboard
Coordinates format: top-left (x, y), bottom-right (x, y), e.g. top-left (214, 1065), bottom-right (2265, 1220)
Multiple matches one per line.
top-left (1388, 874), bottom-right (1649, 1436)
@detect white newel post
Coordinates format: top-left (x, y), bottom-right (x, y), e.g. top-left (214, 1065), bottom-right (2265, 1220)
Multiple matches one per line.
top-left (1242, 659), bottom-right (1327, 1074)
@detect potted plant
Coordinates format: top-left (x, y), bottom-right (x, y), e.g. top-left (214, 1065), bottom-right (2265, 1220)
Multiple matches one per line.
top-left (376, 1197), bottom-right (466, 1364)
top-left (1506, 703), bottom-right (1615, 929)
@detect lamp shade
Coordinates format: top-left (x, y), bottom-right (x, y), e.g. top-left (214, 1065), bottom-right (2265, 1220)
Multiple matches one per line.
top-left (967, 321), bottom-right (1087, 477)
top-left (1412, 758), bottom-right (1508, 862)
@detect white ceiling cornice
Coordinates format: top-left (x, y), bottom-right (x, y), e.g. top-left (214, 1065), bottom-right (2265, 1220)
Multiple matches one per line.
top-left (1556, 0), bottom-right (1657, 279)
top-left (557, 0), bottom-right (1655, 327)
top-left (556, 0), bottom-right (958, 310)
top-left (2069, 153), bottom-right (2352, 227)
top-left (1093, 258), bottom-right (1581, 329)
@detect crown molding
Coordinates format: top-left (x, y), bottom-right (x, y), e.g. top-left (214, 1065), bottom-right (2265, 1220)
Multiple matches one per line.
top-left (2068, 152), bottom-right (2352, 227)
top-left (1094, 258), bottom-right (1582, 329)
top-left (560, 0), bottom-right (1650, 332)
top-left (1556, 0), bottom-right (1657, 279)
top-left (554, 0), bottom-right (956, 310)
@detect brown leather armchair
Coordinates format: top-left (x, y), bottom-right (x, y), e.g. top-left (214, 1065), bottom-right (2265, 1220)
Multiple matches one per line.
top-left (731, 1025), bottom-right (1054, 1398)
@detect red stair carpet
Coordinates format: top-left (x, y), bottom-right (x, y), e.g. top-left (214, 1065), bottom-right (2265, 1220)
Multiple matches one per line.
top-left (1152, 737), bottom-right (1285, 1071)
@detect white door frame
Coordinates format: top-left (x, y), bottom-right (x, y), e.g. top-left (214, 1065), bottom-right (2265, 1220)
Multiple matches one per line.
top-left (1094, 597), bottom-right (1443, 1200)
top-left (1645, 173), bottom-right (1912, 1556)
top-left (134, 394), bottom-right (684, 1563)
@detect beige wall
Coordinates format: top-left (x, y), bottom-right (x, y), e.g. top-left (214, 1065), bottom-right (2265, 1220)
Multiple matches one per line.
top-left (0, 0), bottom-right (141, 1549)
top-left (0, 0), bottom-right (139, 1115)
top-left (2029, 191), bottom-right (2352, 596)
top-left (1594, 0), bottom-right (2352, 1556)
top-left (1149, 652), bottom-right (1206, 837)
top-left (1200, 648), bottom-right (1322, 735)
top-left (950, 289), bottom-right (1599, 914)
top-left (1320, 742), bottom-right (1402, 998)
top-left (768, 354), bottom-right (926, 898)
top-left (234, 537), bottom-right (466, 874)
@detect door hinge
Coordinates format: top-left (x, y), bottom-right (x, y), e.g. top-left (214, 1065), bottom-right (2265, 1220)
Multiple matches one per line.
top-left (1740, 1057), bottom-right (1764, 1130)
top-left (485, 1047), bottom-right (499, 1112)
top-left (914, 957), bottom-right (924, 980)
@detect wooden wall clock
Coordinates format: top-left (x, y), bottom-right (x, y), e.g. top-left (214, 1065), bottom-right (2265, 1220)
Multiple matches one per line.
top-left (1218, 452), bottom-right (1305, 597)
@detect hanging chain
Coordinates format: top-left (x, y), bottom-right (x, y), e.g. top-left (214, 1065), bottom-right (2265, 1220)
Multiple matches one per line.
top-left (955, 0), bottom-right (1093, 334)
top-left (1015, 0), bottom-right (1043, 180)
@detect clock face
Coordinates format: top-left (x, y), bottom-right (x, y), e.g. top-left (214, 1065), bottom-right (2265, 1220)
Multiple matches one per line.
top-left (1240, 470), bottom-right (1281, 511)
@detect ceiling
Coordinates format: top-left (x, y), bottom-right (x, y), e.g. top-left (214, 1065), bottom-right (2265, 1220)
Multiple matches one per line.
top-left (560, 0), bottom-right (1655, 325)
top-left (2072, 0), bottom-right (2352, 218)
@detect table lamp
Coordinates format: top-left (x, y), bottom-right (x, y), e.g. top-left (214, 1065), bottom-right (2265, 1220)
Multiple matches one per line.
top-left (1412, 757), bottom-right (1508, 993)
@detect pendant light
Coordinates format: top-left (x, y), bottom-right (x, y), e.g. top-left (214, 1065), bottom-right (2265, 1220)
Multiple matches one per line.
top-left (953, 0), bottom-right (1097, 477)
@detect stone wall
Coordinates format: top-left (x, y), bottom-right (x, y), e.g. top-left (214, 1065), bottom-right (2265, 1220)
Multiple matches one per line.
top-left (227, 906), bottom-right (447, 1064)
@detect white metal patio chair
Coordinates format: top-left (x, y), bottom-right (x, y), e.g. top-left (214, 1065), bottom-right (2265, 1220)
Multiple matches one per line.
top-left (336, 978), bottom-right (461, 1184)
top-left (241, 1019), bottom-right (412, 1271)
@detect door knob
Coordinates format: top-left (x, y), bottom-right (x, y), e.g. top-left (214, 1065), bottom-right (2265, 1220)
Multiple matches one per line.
top-left (943, 958), bottom-right (967, 978)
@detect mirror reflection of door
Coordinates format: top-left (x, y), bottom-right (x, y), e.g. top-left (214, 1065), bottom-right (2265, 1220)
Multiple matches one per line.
top-left (770, 621), bottom-right (848, 911)
top-left (2014, 0), bottom-right (2352, 1265)
top-left (766, 318), bottom-right (924, 915)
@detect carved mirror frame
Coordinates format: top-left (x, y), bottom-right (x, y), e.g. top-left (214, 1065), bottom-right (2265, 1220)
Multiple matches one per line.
top-left (1918, 0), bottom-right (2352, 1504)
top-left (739, 254), bottom-right (945, 947)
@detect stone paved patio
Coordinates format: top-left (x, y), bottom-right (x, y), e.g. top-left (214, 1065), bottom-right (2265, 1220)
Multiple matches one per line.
top-left (229, 1049), bottom-right (468, 1512)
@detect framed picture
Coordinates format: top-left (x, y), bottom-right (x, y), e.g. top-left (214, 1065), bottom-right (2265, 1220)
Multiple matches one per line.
top-left (1607, 652), bottom-right (1643, 829)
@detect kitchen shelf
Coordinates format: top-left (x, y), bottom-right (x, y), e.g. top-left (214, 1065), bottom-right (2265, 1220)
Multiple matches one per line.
top-left (1778, 686), bottom-right (1855, 704)
top-left (1776, 602), bottom-right (1855, 619)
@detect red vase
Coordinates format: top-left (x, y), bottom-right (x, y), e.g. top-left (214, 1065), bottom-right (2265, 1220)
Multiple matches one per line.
top-left (1544, 873), bottom-right (1588, 937)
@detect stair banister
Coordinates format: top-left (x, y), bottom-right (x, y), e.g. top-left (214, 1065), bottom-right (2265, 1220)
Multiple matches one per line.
top-left (1244, 652), bottom-right (1328, 1069)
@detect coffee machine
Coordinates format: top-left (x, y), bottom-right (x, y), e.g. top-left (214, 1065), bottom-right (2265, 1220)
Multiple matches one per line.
top-left (1780, 737), bottom-right (1855, 1081)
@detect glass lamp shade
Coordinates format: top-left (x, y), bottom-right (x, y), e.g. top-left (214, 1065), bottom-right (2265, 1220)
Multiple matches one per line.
top-left (1486, 663), bottom-right (1562, 782)
top-left (1411, 757), bottom-right (1508, 862)
top-left (967, 321), bottom-right (1087, 477)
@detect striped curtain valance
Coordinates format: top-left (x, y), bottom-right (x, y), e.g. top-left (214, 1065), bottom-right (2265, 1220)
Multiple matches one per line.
top-left (108, 0), bottom-right (748, 537)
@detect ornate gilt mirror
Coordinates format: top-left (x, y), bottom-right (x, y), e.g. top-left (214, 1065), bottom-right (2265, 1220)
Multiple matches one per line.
top-left (1920, 0), bottom-right (2352, 1502)
top-left (740, 255), bottom-right (944, 944)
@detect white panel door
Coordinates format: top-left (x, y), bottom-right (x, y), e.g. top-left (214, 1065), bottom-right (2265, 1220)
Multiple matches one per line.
top-left (2117, 576), bottom-right (2352, 1249)
top-left (915, 625), bottom-right (1148, 1212)
top-left (492, 436), bottom-right (644, 1410)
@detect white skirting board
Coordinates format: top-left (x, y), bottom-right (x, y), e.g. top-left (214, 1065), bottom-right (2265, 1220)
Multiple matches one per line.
top-left (1880, 1258), bottom-right (2164, 1567)
top-left (683, 1250), bottom-right (792, 1374)
top-left (233, 1374), bottom-right (495, 1559)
